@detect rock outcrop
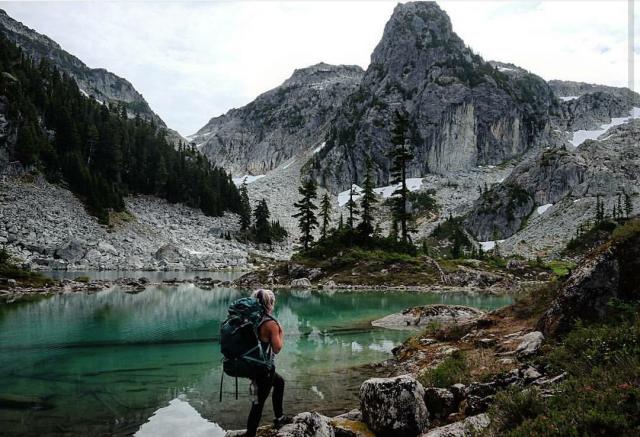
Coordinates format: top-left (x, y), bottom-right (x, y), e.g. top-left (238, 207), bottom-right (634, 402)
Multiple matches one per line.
top-left (310, 1), bottom-right (558, 191)
top-left (192, 63), bottom-right (363, 176)
top-left (372, 305), bottom-right (485, 331)
top-left (359, 375), bottom-right (429, 436)
top-left (537, 224), bottom-right (640, 336)
top-left (420, 413), bottom-right (489, 437)
top-left (465, 120), bottom-right (640, 241)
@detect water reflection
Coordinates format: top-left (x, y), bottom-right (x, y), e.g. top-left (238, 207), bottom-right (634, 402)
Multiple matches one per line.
top-left (0, 286), bottom-right (511, 436)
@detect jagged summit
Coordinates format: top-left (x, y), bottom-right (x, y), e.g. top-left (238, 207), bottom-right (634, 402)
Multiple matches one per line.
top-left (283, 62), bottom-right (363, 87)
top-left (192, 62), bottom-right (363, 176)
top-left (309, 0), bottom-right (557, 191)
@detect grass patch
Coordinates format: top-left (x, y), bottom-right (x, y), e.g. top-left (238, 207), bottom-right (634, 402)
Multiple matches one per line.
top-left (486, 302), bottom-right (640, 436)
top-left (545, 260), bottom-right (575, 277)
top-left (418, 350), bottom-right (470, 388)
top-left (511, 279), bottom-right (562, 319)
top-left (73, 276), bottom-right (90, 283)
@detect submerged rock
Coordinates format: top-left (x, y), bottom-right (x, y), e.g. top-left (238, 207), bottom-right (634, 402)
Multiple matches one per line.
top-left (360, 375), bottom-right (429, 437)
top-left (290, 278), bottom-right (312, 288)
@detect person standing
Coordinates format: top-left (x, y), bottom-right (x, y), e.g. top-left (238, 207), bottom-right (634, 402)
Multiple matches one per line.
top-left (245, 289), bottom-right (291, 436)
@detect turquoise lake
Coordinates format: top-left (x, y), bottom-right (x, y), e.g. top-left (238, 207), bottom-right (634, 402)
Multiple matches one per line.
top-left (0, 280), bottom-right (512, 436)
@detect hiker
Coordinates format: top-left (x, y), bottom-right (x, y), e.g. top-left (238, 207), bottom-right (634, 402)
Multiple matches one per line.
top-left (245, 289), bottom-right (291, 436)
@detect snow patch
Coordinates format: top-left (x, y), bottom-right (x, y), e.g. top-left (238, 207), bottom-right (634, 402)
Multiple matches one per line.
top-left (498, 67), bottom-right (515, 72)
top-left (559, 96), bottom-right (579, 102)
top-left (282, 159), bottom-right (296, 170)
top-left (479, 240), bottom-right (506, 252)
top-left (536, 203), bottom-right (553, 215)
top-left (312, 142), bottom-right (326, 154)
top-left (338, 184), bottom-right (363, 207)
top-left (338, 178), bottom-right (424, 206)
top-left (232, 174), bottom-right (265, 186)
top-left (569, 107), bottom-right (640, 148)
top-left (135, 397), bottom-right (225, 437)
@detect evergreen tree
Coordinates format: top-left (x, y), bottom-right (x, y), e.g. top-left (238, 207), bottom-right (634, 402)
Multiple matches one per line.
top-left (357, 158), bottom-right (377, 238)
top-left (345, 185), bottom-right (359, 229)
top-left (293, 179), bottom-right (319, 250)
top-left (388, 109), bottom-right (414, 245)
top-left (624, 192), bottom-right (633, 218)
top-left (238, 180), bottom-right (252, 232)
top-left (616, 193), bottom-right (624, 220)
top-left (319, 193), bottom-right (332, 240)
top-left (253, 199), bottom-right (271, 244)
top-left (595, 194), bottom-right (605, 224)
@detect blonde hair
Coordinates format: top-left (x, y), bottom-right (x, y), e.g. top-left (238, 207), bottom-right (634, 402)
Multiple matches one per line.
top-left (252, 289), bottom-right (276, 314)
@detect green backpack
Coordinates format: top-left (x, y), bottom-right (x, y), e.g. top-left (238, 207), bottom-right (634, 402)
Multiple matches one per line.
top-left (219, 297), bottom-right (275, 400)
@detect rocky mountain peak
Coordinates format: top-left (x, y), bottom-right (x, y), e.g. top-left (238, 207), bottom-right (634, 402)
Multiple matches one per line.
top-left (282, 62), bottom-right (364, 88)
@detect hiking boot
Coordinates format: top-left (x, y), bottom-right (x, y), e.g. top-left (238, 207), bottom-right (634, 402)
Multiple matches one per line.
top-left (273, 415), bottom-right (293, 428)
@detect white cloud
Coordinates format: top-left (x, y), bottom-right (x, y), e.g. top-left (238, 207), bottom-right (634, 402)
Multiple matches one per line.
top-left (2, 1), bottom-right (636, 137)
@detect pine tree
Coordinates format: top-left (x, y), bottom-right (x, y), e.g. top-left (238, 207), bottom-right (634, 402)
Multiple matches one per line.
top-left (345, 185), bottom-right (359, 229)
top-left (319, 193), bottom-right (332, 240)
top-left (253, 199), bottom-right (271, 244)
top-left (293, 179), bottom-right (319, 250)
top-left (624, 192), bottom-right (633, 218)
top-left (616, 193), bottom-right (624, 220)
top-left (357, 158), bottom-right (377, 238)
top-left (595, 194), bottom-right (604, 224)
top-left (388, 109), bottom-right (414, 245)
top-left (238, 180), bottom-right (251, 232)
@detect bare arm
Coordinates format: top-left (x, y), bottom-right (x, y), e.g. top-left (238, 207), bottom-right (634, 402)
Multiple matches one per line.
top-left (264, 320), bottom-right (284, 354)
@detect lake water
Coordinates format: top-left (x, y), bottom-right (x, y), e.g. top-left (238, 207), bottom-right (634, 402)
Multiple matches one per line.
top-left (0, 283), bottom-right (512, 436)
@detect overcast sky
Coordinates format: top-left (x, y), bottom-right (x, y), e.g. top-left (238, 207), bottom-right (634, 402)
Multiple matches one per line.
top-left (3, 1), bottom-right (637, 137)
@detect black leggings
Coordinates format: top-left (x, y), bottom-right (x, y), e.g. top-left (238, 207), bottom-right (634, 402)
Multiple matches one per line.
top-left (246, 370), bottom-right (285, 437)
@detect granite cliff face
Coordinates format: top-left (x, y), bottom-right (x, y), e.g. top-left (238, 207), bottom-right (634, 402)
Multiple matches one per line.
top-left (309, 2), bottom-right (558, 191)
top-left (0, 9), bottom-right (184, 143)
top-left (465, 120), bottom-right (640, 241)
top-left (192, 62), bottom-right (363, 176)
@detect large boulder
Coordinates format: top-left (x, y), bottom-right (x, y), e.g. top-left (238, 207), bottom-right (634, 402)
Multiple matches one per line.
top-left (359, 375), bottom-right (429, 437)
top-left (154, 243), bottom-right (182, 264)
top-left (372, 305), bottom-right (484, 331)
top-left (537, 227), bottom-right (640, 336)
top-left (291, 278), bottom-right (312, 288)
top-left (515, 332), bottom-right (544, 357)
top-left (276, 412), bottom-right (334, 437)
top-left (55, 238), bottom-right (86, 262)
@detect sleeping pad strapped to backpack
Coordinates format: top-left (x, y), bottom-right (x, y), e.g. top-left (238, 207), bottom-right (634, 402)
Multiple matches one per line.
top-left (220, 296), bottom-right (275, 380)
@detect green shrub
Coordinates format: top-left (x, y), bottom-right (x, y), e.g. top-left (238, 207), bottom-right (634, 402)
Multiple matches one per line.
top-left (418, 351), bottom-right (470, 388)
top-left (74, 276), bottom-right (90, 283)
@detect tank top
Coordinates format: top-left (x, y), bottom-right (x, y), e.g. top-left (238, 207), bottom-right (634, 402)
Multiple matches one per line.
top-left (258, 315), bottom-right (278, 361)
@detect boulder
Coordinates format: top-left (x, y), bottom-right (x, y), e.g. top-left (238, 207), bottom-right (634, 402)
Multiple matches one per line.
top-left (423, 388), bottom-right (456, 420)
top-left (154, 243), bottom-right (182, 263)
top-left (98, 240), bottom-right (118, 256)
top-left (420, 414), bottom-right (490, 437)
top-left (55, 238), bottom-right (86, 262)
top-left (537, 230), bottom-right (640, 336)
top-left (291, 278), bottom-right (312, 288)
top-left (360, 375), bottom-right (429, 437)
top-left (515, 332), bottom-right (544, 357)
top-left (372, 305), bottom-right (484, 331)
top-left (276, 412), bottom-right (334, 437)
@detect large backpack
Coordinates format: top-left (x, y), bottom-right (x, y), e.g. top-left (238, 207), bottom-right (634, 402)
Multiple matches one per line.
top-left (219, 297), bottom-right (275, 400)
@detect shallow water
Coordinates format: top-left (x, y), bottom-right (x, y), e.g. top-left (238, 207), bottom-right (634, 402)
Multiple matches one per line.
top-left (0, 283), bottom-right (511, 436)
